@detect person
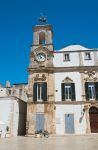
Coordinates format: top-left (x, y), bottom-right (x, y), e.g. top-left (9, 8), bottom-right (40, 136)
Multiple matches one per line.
top-left (0, 130), bottom-right (2, 138)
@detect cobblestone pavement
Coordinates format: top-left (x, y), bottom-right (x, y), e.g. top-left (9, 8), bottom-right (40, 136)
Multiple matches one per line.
top-left (0, 134), bottom-right (98, 150)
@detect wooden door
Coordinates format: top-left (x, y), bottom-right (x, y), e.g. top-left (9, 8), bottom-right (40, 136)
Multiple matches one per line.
top-left (89, 107), bottom-right (98, 133)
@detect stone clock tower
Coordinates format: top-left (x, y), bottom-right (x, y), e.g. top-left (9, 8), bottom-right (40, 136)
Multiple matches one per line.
top-left (26, 17), bottom-right (55, 135)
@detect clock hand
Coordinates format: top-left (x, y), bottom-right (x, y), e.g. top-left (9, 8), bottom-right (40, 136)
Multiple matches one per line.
top-left (40, 55), bottom-right (42, 59)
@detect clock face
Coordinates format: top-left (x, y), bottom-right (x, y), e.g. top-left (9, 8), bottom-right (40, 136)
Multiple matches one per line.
top-left (35, 53), bottom-right (46, 62)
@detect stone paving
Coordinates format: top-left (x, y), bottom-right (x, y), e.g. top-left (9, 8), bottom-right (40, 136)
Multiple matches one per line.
top-left (0, 134), bottom-right (98, 150)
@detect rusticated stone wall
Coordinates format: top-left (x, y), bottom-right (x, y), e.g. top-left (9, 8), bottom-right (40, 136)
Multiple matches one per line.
top-left (26, 103), bottom-right (56, 135)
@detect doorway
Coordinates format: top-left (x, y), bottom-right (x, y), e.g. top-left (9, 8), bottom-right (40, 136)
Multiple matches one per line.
top-left (36, 113), bottom-right (44, 132)
top-left (89, 107), bottom-right (98, 133)
top-left (65, 114), bottom-right (75, 133)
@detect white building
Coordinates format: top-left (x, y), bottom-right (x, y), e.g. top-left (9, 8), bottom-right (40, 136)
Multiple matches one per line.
top-left (27, 17), bottom-right (98, 135)
top-left (0, 83), bottom-right (27, 138)
top-left (54, 45), bottom-right (98, 134)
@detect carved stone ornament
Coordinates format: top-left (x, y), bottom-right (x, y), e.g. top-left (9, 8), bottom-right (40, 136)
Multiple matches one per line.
top-left (84, 104), bottom-right (98, 111)
top-left (34, 74), bottom-right (46, 81)
top-left (84, 104), bottom-right (89, 110)
top-left (30, 52), bottom-right (35, 58)
top-left (84, 71), bottom-right (97, 82)
top-left (62, 77), bottom-right (73, 83)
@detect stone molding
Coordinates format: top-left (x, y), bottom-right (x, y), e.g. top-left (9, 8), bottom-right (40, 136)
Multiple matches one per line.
top-left (84, 71), bottom-right (97, 82)
top-left (33, 25), bottom-right (53, 31)
top-left (54, 50), bottom-right (98, 53)
top-left (28, 66), bottom-right (98, 73)
top-left (84, 103), bottom-right (98, 110)
top-left (27, 101), bottom-right (98, 105)
top-left (62, 77), bottom-right (73, 83)
top-left (30, 46), bottom-right (53, 57)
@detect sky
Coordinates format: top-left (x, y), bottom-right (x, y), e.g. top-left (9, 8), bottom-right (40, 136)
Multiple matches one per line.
top-left (0, 0), bottom-right (98, 86)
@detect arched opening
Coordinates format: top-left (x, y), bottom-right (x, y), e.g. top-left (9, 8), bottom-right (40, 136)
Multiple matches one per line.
top-left (89, 107), bottom-right (98, 132)
top-left (39, 32), bottom-right (46, 46)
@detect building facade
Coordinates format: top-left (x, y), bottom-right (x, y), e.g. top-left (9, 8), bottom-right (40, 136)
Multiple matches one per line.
top-left (26, 21), bottom-right (98, 135)
top-left (0, 19), bottom-right (98, 136)
top-left (0, 83), bottom-right (27, 137)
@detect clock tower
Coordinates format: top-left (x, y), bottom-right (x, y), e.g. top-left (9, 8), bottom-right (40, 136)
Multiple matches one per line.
top-left (26, 16), bottom-right (55, 135)
top-left (29, 16), bottom-right (54, 69)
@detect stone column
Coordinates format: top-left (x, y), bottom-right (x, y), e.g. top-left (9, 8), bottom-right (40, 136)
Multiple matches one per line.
top-left (80, 72), bottom-right (86, 101)
top-left (44, 103), bottom-right (56, 134)
top-left (85, 105), bottom-right (91, 134)
top-left (48, 73), bottom-right (55, 102)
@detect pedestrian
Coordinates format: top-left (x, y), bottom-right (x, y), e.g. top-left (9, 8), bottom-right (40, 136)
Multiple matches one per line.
top-left (0, 130), bottom-right (2, 138)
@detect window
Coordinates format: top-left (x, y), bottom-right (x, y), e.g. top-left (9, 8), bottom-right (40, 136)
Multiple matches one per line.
top-left (37, 83), bottom-right (42, 101)
top-left (61, 83), bottom-right (76, 101)
top-left (33, 82), bottom-right (47, 101)
top-left (64, 85), bottom-right (72, 100)
top-left (88, 84), bottom-right (95, 100)
top-left (85, 52), bottom-right (91, 60)
top-left (64, 53), bottom-right (70, 61)
top-left (85, 82), bottom-right (98, 101)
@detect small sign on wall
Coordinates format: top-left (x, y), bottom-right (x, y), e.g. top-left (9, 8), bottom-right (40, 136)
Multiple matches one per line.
top-left (56, 118), bottom-right (61, 124)
top-left (32, 115), bottom-right (36, 121)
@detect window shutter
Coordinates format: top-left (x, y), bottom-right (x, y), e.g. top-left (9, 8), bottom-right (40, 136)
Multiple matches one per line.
top-left (95, 82), bottom-right (98, 100)
top-left (61, 83), bottom-right (65, 101)
top-left (33, 82), bottom-right (37, 101)
top-left (71, 83), bottom-right (76, 101)
top-left (85, 82), bottom-right (89, 101)
top-left (42, 82), bottom-right (47, 101)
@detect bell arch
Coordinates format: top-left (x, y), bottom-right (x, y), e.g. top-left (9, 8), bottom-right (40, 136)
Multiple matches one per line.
top-left (39, 32), bottom-right (46, 45)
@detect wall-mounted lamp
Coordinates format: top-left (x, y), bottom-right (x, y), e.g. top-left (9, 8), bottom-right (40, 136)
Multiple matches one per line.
top-left (79, 108), bottom-right (85, 123)
top-left (83, 108), bottom-right (85, 113)
top-left (54, 105), bottom-right (56, 110)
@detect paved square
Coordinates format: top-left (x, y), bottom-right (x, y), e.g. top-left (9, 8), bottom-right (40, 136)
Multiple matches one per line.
top-left (0, 134), bottom-right (98, 150)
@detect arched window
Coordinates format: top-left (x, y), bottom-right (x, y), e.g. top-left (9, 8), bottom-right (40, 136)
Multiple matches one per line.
top-left (39, 32), bottom-right (45, 46)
